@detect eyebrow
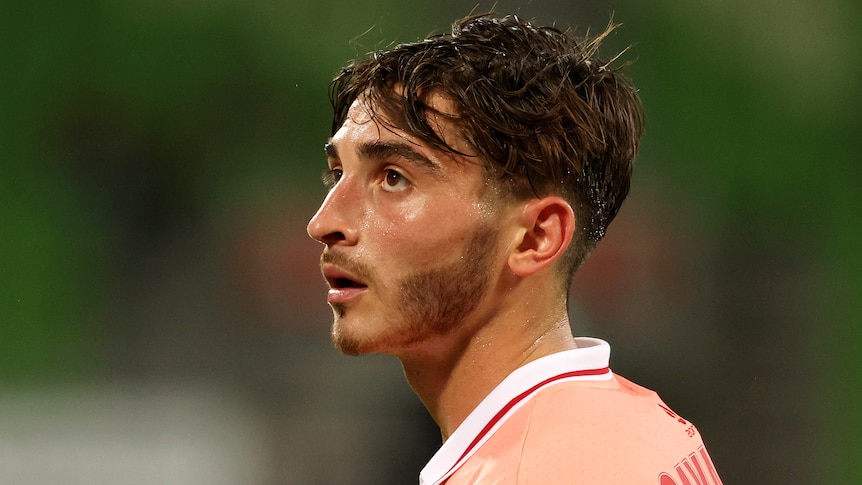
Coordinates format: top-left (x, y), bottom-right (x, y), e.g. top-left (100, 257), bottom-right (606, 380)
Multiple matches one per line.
top-left (324, 141), bottom-right (338, 160)
top-left (324, 139), bottom-right (442, 176)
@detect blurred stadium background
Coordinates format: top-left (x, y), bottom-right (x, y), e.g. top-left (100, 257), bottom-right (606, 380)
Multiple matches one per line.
top-left (2, 0), bottom-right (859, 483)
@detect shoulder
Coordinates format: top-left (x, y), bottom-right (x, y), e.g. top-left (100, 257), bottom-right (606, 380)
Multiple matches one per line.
top-left (455, 374), bottom-right (719, 484)
top-left (523, 374), bottom-right (702, 452)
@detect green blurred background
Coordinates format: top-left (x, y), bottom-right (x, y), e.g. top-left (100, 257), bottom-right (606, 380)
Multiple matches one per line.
top-left (2, 0), bottom-right (859, 483)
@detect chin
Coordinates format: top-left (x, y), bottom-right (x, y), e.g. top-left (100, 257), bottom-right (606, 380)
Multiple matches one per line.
top-left (330, 317), bottom-right (415, 357)
top-left (330, 316), bottom-right (377, 356)
top-left (331, 325), bottom-right (362, 356)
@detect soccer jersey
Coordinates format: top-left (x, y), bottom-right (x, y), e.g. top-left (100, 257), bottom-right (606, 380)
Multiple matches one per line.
top-left (419, 338), bottom-right (721, 485)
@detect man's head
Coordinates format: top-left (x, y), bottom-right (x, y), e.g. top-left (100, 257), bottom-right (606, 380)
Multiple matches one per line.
top-left (309, 14), bottom-right (644, 355)
top-left (330, 14), bottom-right (644, 280)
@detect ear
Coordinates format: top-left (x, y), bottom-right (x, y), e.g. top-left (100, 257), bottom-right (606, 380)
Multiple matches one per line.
top-left (507, 197), bottom-right (576, 278)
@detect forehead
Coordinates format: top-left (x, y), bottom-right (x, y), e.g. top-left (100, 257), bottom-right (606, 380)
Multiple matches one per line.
top-left (334, 95), bottom-right (480, 171)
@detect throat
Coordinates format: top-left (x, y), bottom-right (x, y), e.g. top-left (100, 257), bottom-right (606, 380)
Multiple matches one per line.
top-left (398, 338), bottom-right (509, 441)
top-left (398, 314), bottom-right (577, 440)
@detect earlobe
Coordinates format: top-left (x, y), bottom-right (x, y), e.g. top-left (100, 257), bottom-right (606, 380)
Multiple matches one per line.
top-left (508, 197), bottom-right (576, 278)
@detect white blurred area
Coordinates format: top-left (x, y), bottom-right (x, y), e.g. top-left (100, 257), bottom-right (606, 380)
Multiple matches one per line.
top-left (0, 384), bottom-right (267, 485)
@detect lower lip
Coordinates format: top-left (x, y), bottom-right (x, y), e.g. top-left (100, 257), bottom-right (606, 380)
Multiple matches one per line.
top-left (327, 287), bottom-right (368, 304)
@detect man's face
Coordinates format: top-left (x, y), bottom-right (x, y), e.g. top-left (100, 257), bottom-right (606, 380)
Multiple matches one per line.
top-left (306, 96), bottom-right (510, 356)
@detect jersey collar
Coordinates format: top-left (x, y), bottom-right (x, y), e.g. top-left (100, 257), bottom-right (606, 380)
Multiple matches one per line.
top-left (419, 337), bottom-right (613, 485)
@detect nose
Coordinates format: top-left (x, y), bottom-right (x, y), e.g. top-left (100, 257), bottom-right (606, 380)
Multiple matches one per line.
top-left (307, 183), bottom-right (358, 247)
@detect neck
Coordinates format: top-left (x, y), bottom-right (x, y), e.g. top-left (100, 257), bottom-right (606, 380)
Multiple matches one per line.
top-left (397, 284), bottom-right (576, 441)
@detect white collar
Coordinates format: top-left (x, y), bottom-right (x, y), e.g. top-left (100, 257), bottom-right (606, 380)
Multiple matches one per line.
top-left (419, 337), bottom-right (613, 485)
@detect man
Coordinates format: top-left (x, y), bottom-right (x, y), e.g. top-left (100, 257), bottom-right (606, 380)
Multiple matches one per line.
top-left (307, 13), bottom-right (721, 484)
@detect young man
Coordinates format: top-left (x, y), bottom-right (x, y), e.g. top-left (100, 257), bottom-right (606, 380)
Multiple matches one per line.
top-left (307, 14), bottom-right (721, 484)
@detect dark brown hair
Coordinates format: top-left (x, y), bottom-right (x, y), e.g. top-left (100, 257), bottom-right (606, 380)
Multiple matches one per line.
top-left (329, 14), bottom-right (644, 278)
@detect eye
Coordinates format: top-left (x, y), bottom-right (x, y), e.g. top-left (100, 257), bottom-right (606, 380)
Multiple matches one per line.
top-left (381, 168), bottom-right (411, 192)
top-left (322, 168), bottom-right (343, 189)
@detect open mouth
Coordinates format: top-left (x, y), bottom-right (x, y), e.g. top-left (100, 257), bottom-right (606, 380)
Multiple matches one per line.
top-left (330, 276), bottom-right (367, 289)
top-left (323, 267), bottom-right (369, 305)
top-left (320, 259), bottom-right (370, 305)
top-left (322, 262), bottom-right (369, 291)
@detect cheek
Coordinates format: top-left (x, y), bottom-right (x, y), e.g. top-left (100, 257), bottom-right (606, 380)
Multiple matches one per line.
top-left (372, 209), bottom-right (463, 267)
top-left (366, 189), bottom-right (500, 269)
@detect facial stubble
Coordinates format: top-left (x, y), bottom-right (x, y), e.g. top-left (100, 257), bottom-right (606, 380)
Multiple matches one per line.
top-left (331, 223), bottom-right (499, 355)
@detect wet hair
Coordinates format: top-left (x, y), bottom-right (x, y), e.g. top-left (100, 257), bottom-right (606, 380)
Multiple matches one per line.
top-left (329, 13), bottom-right (644, 279)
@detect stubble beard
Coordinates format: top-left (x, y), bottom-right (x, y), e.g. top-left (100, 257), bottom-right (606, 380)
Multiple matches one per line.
top-left (331, 223), bottom-right (499, 356)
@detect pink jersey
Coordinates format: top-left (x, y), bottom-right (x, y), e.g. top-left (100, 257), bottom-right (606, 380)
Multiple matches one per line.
top-left (420, 338), bottom-right (721, 485)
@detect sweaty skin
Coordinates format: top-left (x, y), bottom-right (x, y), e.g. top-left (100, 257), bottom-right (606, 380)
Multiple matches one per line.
top-left (307, 95), bottom-right (578, 439)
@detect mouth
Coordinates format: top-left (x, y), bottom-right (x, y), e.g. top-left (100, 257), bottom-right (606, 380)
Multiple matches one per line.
top-left (322, 263), bottom-right (369, 304)
top-left (327, 275), bottom-right (366, 289)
